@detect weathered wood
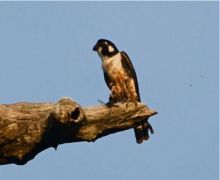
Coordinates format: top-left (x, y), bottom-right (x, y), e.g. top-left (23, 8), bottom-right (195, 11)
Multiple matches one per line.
top-left (0, 98), bottom-right (157, 165)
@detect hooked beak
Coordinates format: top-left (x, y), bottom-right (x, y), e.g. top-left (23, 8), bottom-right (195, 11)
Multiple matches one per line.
top-left (93, 43), bottom-right (98, 51)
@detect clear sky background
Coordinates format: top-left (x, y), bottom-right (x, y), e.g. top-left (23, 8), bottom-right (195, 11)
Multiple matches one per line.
top-left (0, 2), bottom-right (218, 180)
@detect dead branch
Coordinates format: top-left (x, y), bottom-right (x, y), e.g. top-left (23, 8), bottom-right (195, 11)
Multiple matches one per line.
top-left (0, 98), bottom-right (157, 165)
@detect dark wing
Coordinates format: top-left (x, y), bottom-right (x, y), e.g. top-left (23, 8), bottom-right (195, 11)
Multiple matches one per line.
top-left (121, 51), bottom-right (141, 102)
top-left (103, 71), bottom-right (112, 90)
top-left (121, 51), bottom-right (154, 143)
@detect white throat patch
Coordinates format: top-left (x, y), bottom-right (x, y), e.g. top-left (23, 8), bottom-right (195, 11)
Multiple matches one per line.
top-left (102, 53), bottom-right (122, 73)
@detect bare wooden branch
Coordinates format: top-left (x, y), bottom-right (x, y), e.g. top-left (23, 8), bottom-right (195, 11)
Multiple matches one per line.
top-left (0, 98), bottom-right (157, 165)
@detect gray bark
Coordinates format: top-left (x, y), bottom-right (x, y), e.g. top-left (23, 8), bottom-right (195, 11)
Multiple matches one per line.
top-left (0, 98), bottom-right (157, 165)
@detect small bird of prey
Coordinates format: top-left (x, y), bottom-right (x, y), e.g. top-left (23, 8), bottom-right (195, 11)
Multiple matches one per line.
top-left (93, 39), bottom-right (154, 144)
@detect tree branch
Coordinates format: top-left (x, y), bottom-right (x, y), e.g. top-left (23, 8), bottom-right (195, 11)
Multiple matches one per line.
top-left (0, 98), bottom-right (157, 165)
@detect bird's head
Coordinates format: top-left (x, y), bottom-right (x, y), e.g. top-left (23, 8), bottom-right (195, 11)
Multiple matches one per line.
top-left (93, 39), bottom-right (119, 60)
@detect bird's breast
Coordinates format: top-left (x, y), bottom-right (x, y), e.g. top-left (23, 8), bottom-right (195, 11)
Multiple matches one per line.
top-left (102, 53), bottom-right (123, 78)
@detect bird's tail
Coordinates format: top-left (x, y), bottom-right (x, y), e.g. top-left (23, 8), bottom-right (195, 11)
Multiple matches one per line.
top-left (134, 120), bottom-right (154, 144)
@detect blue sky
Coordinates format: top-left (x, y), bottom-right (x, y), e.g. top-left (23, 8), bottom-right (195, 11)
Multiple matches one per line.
top-left (0, 2), bottom-right (218, 180)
